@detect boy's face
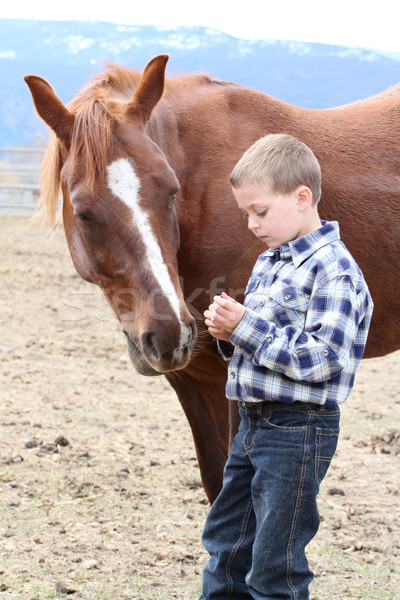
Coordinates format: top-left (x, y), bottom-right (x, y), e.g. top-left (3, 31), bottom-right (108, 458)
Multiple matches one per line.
top-left (233, 183), bottom-right (319, 249)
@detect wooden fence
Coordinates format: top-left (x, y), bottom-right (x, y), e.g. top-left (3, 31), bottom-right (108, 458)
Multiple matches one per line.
top-left (0, 146), bottom-right (44, 213)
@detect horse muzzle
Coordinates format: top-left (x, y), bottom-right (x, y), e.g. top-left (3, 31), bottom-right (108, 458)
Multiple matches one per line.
top-left (123, 318), bottom-right (197, 375)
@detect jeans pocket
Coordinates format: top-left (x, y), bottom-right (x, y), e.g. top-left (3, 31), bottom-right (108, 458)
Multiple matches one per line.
top-left (315, 427), bottom-right (340, 484)
top-left (263, 412), bottom-right (306, 432)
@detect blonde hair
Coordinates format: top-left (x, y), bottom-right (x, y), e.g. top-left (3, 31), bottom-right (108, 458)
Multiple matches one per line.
top-left (230, 134), bottom-right (321, 204)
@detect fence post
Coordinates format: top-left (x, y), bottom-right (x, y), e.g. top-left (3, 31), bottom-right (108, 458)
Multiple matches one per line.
top-left (0, 146), bottom-right (44, 213)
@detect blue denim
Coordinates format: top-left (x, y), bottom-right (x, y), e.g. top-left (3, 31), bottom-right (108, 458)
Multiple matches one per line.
top-left (200, 401), bottom-right (340, 600)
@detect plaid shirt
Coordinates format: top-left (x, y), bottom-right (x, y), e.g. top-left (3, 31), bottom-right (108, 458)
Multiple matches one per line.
top-left (219, 221), bottom-right (373, 405)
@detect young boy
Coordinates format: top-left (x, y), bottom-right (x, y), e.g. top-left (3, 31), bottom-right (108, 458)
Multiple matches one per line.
top-left (201, 134), bottom-right (373, 600)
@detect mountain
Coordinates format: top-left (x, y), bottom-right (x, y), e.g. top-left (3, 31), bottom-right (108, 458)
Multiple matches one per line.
top-left (1, 19), bottom-right (400, 147)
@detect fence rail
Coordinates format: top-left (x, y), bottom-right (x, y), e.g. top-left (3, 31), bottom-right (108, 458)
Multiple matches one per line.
top-left (0, 146), bottom-right (43, 212)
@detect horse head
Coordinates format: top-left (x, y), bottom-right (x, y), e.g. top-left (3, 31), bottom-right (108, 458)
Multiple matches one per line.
top-left (25, 55), bottom-right (197, 375)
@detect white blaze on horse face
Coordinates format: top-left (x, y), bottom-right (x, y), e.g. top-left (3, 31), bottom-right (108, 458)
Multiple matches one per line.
top-left (106, 158), bottom-right (190, 357)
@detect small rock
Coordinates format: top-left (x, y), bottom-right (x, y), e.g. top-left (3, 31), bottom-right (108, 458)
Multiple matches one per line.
top-left (0, 583), bottom-right (8, 592)
top-left (77, 452), bottom-right (90, 459)
top-left (336, 540), bottom-right (351, 550)
top-left (40, 444), bottom-right (58, 454)
top-left (332, 519), bottom-right (342, 530)
top-left (352, 440), bottom-right (368, 448)
top-left (55, 581), bottom-right (77, 594)
top-left (328, 487), bottom-right (345, 496)
top-left (116, 468), bottom-right (130, 478)
top-left (55, 435), bottom-right (69, 447)
top-left (354, 543), bottom-right (363, 551)
top-left (25, 439), bottom-right (39, 449)
top-left (4, 531), bottom-right (15, 538)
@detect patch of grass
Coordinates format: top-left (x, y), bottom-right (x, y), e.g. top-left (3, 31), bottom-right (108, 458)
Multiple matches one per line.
top-left (309, 542), bottom-right (397, 600)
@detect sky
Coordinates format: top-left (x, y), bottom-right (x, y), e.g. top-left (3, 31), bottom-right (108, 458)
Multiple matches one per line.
top-left (1, 0), bottom-right (400, 53)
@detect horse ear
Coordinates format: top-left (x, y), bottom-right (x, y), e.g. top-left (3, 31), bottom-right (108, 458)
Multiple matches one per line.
top-left (24, 75), bottom-right (75, 149)
top-left (126, 54), bottom-right (169, 123)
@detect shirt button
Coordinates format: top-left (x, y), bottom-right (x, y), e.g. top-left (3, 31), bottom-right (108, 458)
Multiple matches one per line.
top-left (231, 372), bottom-right (236, 379)
top-left (266, 335), bottom-right (273, 342)
top-left (285, 294), bottom-right (291, 300)
top-left (324, 349), bottom-right (329, 356)
top-left (260, 301), bottom-right (265, 307)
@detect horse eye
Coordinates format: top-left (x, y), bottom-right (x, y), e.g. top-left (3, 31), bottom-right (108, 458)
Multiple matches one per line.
top-left (171, 187), bottom-right (179, 202)
top-left (128, 155), bottom-right (136, 166)
top-left (75, 211), bottom-right (94, 223)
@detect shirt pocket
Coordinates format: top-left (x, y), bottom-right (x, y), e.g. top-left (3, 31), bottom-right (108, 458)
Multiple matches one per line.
top-left (268, 283), bottom-right (310, 328)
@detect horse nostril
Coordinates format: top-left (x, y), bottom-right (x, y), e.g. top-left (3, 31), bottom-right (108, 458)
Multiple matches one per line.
top-left (141, 331), bottom-right (159, 361)
top-left (163, 350), bottom-right (174, 362)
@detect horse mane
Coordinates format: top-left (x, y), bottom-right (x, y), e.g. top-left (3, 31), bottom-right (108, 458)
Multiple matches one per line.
top-left (38, 64), bottom-right (141, 227)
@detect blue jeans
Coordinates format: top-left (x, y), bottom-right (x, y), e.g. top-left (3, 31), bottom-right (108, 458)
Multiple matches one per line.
top-left (200, 400), bottom-right (340, 600)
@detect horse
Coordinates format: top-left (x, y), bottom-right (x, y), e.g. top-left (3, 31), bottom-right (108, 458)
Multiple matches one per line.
top-left (25, 55), bottom-right (400, 503)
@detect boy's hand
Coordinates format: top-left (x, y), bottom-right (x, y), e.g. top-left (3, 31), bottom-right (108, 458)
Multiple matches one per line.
top-left (204, 292), bottom-right (246, 340)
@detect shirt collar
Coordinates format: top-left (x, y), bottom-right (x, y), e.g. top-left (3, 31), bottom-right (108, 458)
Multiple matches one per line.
top-left (263, 221), bottom-right (341, 267)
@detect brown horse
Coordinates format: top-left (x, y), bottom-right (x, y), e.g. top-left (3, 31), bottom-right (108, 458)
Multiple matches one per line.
top-left (25, 55), bottom-right (400, 503)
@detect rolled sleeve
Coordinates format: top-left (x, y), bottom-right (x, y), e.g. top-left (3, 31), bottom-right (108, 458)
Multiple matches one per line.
top-left (230, 307), bottom-right (274, 357)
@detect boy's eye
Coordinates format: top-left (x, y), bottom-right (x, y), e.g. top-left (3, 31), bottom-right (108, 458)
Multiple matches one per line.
top-left (256, 210), bottom-right (267, 217)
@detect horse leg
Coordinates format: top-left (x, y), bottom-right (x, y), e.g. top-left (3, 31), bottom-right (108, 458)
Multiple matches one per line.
top-left (165, 370), bottom-right (231, 504)
top-left (228, 399), bottom-right (241, 447)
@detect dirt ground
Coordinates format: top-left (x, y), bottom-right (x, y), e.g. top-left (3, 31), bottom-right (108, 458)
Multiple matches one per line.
top-left (1, 215), bottom-right (399, 600)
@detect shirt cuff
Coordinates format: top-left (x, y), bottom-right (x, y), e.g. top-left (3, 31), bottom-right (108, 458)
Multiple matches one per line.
top-left (230, 307), bottom-right (273, 358)
top-left (217, 340), bottom-right (234, 360)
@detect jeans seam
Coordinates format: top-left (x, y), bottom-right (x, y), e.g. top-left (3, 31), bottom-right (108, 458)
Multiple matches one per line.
top-left (243, 414), bottom-right (262, 453)
top-left (225, 496), bottom-right (253, 599)
top-left (315, 429), bottom-right (322, 485)
top-left (285, 412), bottom-right (311, 600)
top-left (315, 429), bottom-right (339, 484)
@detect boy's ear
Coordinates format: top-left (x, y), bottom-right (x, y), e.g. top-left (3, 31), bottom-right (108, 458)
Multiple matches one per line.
top-left (297, 186), bottom-right (313, 211)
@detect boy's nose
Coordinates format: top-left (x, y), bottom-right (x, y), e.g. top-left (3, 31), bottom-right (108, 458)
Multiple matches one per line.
top-left (248, 216), bottom-right (260, 231)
